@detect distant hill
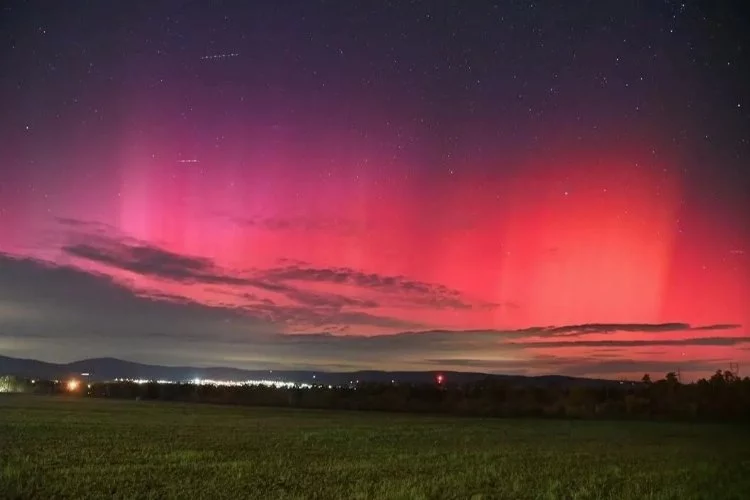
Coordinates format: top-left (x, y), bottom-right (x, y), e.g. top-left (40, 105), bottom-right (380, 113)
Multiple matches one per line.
top-left (0, 354), bottom-right (623, 388)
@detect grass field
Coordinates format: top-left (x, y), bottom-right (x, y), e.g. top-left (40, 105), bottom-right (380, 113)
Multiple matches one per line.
top-left (1, 395), bottom-right (749, 499)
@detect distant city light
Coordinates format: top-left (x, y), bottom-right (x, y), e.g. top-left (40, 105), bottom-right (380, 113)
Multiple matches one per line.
top-left (66, 379), bottom-right (80, 392)
top-left (111, 377), bottom-right (312, 389)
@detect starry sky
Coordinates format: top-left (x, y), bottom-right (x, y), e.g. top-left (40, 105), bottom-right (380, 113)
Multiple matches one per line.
top-left (1, 0), bottom-right (748, 380)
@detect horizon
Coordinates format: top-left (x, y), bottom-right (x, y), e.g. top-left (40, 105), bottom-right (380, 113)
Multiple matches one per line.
top-left (0, 335), bottom-right (742, 384)
top-left (1, 1), bottom-right (749, 381)
top-left (0, 351), bottom-right (703, 384)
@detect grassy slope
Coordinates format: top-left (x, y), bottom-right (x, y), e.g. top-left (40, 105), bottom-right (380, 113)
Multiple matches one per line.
top-left (1, 395), bottom-right (749, 499)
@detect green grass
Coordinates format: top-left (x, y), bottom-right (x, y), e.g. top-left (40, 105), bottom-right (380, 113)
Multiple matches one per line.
top-left (1, 395), bottom-right (749, 499)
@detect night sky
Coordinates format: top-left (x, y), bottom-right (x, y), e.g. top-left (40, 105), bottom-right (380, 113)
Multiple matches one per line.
top-left (1, 1), bottom-right (748, 380)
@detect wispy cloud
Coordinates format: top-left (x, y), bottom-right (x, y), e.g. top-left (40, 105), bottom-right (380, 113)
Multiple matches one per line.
top-left (64, 239), bottom-right (251, 286)
top-left (690, 324), bottom-right (742, 331)
top-left (536, 322), bottom-right (741, 336)
top-left (256, 264), bottom-right (496, 310)
top-left (513, 336), bottom-right (748, 349)
top-left (59, 223), bottom-right (494, 320)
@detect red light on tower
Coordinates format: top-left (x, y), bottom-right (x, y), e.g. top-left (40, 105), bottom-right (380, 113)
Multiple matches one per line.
top-left (436, 374), bottom-right (444, 385)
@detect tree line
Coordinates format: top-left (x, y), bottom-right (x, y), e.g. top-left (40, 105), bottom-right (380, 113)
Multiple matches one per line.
top-left (3, 370), bottom-right (749, 421)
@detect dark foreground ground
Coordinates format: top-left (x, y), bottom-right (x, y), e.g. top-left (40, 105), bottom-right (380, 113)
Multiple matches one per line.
top-left (1, 395), bottom-right (748, 499)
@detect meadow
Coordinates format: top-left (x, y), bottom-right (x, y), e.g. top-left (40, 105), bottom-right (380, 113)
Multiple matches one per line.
top-left (1, 395), bottom-right (748, 499)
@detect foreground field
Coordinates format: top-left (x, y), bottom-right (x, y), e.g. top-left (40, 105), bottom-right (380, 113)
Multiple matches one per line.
top-left (1, 396), bottom-right (749, 499)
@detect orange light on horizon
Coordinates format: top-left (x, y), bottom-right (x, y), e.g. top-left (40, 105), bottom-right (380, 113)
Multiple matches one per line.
top-left (66, 379), bottom-right (80, 392)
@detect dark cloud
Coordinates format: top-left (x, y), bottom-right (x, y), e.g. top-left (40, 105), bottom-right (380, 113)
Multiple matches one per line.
top-left (521, 323), bottom-right (740, 337)
top-left (55, 217), bottom-right (98, 228)
top-left (280, 288), bottom-right (379, 309)
top-left (544, 323), bottom-right (691, 335)
top-left (396, 323), bottom-right (739, 340)
top-left (257, 264), bottom-right (491, 310)
top-left (53, 217), bottom-right (120, 238)
top-left (240, 279), bottom-right (380, 310)
top-left (63, 237), bottom-right (250, 286)
top-left (514, 337), bottom-right (750, 349)
top-left (691, 323), bottom-right (742, 331)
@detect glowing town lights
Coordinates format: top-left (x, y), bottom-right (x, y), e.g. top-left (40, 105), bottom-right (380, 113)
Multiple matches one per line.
top-left (107, 377), bottom-right (313, 389)
top-left (66, 379), bottom-right (80, 391)
top-left (436, 374), bottom-right (445, 385)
